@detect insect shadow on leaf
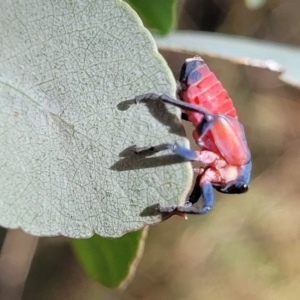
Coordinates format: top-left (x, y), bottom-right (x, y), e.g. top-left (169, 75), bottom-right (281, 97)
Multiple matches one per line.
top-left (110, 146), bottom-right (186, 218)
top-left (117, 98), bottom-right (186, 136)
top-left (113, 99), bottom-right (189, 218)
top-left (139, 203), bottom-right (180, 219)
top-left (112, 97), bottom-right (188, 172)
top-left (139, 203), bottom-right (161, 217)
top-left (110, 145), bottom-right (186, 172)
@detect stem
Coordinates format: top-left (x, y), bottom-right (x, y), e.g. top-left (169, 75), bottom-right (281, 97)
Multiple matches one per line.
top-left (0, 229), bottom-right (38, 300)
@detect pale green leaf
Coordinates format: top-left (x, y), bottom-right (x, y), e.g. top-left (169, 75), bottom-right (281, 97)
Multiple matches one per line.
top-left (156, 31), bottom-right (300, 87)
top-left (0, 0), bottom-right (192, 237)
top-left (245, 0), bottom-right (267, 10)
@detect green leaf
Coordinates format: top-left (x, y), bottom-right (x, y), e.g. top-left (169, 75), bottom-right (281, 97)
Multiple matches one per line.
top-left (0, 1), bottom-right (192, 237)
top-left (156, 31), bottom-right (300, 87)
top-left (127, 0), bottom-right (178, 34)
top-left (71, 228), bottom-right (147, 288)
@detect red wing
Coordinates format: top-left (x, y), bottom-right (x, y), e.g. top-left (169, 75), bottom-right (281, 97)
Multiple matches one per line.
top-left (199, 116), bottom-right (251, 166)
top-left (209, 117), bottom-right (250, 166)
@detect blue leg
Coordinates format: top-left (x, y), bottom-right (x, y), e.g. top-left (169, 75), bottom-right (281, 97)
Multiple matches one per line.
top-left (199, 182), bottom-right (214, 213)
top-left (158, 181), bottom-right (214, 215)
top-left (136, 144), bottom-right (215, 215)
top-left (135, 143), bottom-right (199, 161)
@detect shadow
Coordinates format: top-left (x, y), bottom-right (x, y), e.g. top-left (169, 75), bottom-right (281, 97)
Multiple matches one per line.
top-left (110, 146), bottom-right (188, 219)
top-left (117, 99), bottom-right (135, 111)
top-left (139, 203), bottom-right (183, 221)
top-left (139, 203), bottom-right (160, 217)
top-left (110, 145), bottom-right (187, 171)
top-left (117, 98), bottom-right (186, 137)
top-left (115, 98), bottom-right (191, 218)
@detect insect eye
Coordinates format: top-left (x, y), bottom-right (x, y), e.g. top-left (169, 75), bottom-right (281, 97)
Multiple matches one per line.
top-left (215, 181), bottom-right (248, 194)
top-left (229, 182), bottom-right (248, 194)
top-left (241, 184), bottom-right (248, 193)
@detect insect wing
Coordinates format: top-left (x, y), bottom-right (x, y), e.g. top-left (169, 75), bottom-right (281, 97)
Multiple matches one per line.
top-left (210, 117), bottom-right (250, 166)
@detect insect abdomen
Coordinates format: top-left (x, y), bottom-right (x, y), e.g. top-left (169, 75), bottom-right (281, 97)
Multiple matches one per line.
top-left (179, 58), bottom-right (237, 122)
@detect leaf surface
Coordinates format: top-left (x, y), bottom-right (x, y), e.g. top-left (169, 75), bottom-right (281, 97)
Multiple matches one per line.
top-left (0, 0), bottom-right (192, 237)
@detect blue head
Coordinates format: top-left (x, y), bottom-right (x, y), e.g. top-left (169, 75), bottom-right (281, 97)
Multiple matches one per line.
top-left (179, 57), bottom-right (205, 91)
top-left (214, 161), bottom-right (252, 194)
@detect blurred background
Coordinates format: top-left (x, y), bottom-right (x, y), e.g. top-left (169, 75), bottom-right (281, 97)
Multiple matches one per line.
top-left (2, 0), bottom-right (300, 299)
top-left (178, 0), bottom-right (300, 45)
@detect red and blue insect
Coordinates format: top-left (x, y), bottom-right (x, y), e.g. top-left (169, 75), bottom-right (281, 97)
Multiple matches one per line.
top-left (135, 57), bottom-right (251, 215)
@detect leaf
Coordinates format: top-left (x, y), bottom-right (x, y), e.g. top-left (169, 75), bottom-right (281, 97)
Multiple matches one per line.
top-left (155, 31), bottom-right (300, 88)
top-left (0, 0), bottom-right (192, 237)
top-left (127, 0), bottom-right (178, 34)
top-left (71, 228), bottom-right (147, 288)
top-left (244, 0), bottom-right (267, 10)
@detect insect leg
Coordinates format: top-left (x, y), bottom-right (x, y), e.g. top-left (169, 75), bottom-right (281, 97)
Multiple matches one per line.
top-left (158, 168), bottom-right (219, 215)
top-left (135, 143), bottom-right (199, 161)
top-left (158, 190), bottom-right (212, 215)
top-left (135, 93), bottom-right (212, 120)
top-left (135, 143), bottom-right (224, 168)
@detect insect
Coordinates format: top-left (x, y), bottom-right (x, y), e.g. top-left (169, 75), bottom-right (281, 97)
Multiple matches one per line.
top-left (135, 57), bottom-right (251, 216)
